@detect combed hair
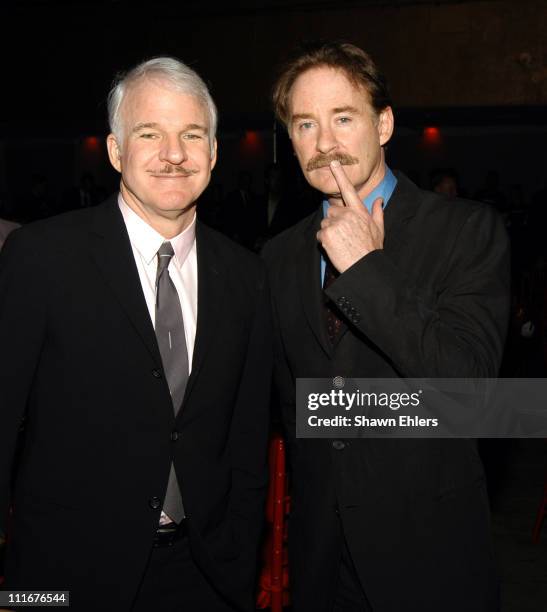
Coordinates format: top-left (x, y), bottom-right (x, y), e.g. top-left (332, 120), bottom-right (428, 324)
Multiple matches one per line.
top-left (107, 56), bottom-right (217, 156)
top-left (272, 41), bottom-right (392, 127)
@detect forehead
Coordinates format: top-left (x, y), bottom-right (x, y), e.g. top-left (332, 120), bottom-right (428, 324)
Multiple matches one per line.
top-left (288, 66), bottom-right (371, 115)
top-left (121, 77), bottom-right (208, 126)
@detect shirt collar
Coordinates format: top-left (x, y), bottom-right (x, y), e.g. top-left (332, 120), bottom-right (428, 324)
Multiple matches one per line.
top-left (322, 164), bottom-right (397, 215)
top-left (118, 194), bottom-right (196, 267)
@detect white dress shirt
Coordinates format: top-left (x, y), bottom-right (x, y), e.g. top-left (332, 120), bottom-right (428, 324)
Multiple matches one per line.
top-left (118, 194), bottom-right (198, 371)
top-left (119, 195), bottom-right (197, 524)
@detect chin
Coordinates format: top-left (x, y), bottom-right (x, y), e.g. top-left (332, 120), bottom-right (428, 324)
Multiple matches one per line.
top-left (160, 192), bottom-right (196, 210)
top-left (309, 175), bottom-right (339, 196)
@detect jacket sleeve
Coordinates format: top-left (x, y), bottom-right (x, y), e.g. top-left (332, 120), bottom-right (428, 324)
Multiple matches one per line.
top-left (226, 261), bottom-right (272, 589)
top-left (324, 205), bottom-right (510, 378)
top-left (0, 229), bottom-right (48, 536)
top-left (261, 241), bottom-right (296, 417)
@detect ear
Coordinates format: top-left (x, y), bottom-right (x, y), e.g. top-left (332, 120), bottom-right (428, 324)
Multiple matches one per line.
top-left (210, 138), bottom-right (218, 171)
top-left (377, 106), bottom-right (394, 146)
top-left (106, 134), bottom-right (122, 173)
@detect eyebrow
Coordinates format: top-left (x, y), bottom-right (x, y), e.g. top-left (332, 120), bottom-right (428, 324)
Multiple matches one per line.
top-left (184, 123), bottom-right (208, 133)
top-left (291, 106), bottom-right (361, 124)
top-left (332, 105), bottom-right (360, 114)
top-left (132, 122), bottom-right (159, 133)
top-left (131, 122), bottom-right (209, 133)
top-left (291, 113), bottom-right (314, 124)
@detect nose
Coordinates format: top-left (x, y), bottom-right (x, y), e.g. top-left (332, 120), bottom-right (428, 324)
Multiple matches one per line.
top-left (159, 135), bottom-right (187, 165)
top-left (316, 123), bottom-right (338, 155)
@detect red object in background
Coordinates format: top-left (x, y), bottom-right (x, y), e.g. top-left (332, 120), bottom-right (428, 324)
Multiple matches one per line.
top-left (244, 130), bottom-right (259, 145)
top-left (423, 126), bottom-right (442, 146)
top-left (83, 136), bottom-right (101, 153)
top-left (257, 433), bottom-right (290, 611)
top-left (240, 130), bottom-right (263, 156)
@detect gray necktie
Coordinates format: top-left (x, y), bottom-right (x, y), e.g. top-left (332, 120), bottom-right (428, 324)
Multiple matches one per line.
top-left (155, 241), bottom-right (188, 523)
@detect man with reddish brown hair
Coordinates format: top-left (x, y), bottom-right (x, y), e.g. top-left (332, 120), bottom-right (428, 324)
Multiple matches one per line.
top-left (263, 41), bottom-right (509, 611)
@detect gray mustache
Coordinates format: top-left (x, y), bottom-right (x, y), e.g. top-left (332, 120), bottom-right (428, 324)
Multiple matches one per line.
top-left (149, 165), bottom-right (198, 176)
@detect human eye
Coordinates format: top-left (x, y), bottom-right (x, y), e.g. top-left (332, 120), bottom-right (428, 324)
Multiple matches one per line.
top-left (139, 132), bottom-right (158, 139)
top-left (298, 121), bottom-right (314, 131)
top-left (337, 116), bottom-right (352, 125)
top-left (183, 132), bottom-right (202, 140)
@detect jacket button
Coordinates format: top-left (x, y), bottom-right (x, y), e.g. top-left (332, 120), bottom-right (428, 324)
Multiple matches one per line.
top-left (332, 440), bottom-right (346, 450)
top-left (170, 430), bottom-right (179, 442)
top-left (149, 496), bottom-right (161, 509)
top-left (151, 369), bottom-right (162, 379)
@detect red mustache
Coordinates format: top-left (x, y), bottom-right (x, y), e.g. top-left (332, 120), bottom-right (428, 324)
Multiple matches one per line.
top-left (306, 153), bottom-right (358, 171)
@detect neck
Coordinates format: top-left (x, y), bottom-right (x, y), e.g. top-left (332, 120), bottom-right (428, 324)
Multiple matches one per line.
top-left (327, 159), bottom-right (386, 207)
top-left (147, 212), bottom-right (194, 239)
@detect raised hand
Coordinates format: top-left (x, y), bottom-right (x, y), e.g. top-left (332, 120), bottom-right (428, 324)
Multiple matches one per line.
top-left (316, 160), bottom-right (384, 273)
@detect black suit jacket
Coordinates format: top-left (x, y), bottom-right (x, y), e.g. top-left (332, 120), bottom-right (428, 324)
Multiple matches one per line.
top-left (263, 173), bottom-right (510, 612)
top-left (0, 195), bottom-right (272, 611)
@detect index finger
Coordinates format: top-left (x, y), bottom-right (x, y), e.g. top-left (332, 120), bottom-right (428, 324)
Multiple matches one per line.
top-left (329, 160), bottom-right (366, 209)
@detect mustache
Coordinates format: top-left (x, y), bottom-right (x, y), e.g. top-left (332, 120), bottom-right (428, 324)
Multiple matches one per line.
top-left (306, 152), bottom-right (359, 172)
top-left (147, 165), bottom-right (198, 176)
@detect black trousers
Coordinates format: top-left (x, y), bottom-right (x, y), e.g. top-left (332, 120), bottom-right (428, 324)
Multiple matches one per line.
top-left (131, 536), bottom-right (236, 612)
top-left (332, 530), bottom-right (373, 612)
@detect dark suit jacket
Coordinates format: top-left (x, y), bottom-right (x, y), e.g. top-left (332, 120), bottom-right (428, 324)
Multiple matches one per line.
top-left (262, 173), bottom-right (510, 612)
top-left (0, 195), bottom-right (272, 611)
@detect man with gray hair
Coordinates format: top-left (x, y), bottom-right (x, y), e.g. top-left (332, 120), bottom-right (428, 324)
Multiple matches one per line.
top-left (0, 57), bottom-right (271, 611)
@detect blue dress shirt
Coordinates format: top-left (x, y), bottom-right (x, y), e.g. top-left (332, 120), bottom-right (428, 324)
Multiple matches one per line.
top-left (321, 165), bottom-right (397, 285)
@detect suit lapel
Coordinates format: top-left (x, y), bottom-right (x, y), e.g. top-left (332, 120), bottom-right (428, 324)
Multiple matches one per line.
top-left (183, 222), bottom-right (226, 403)
top-left (333, 174), bottom-right (421, 346)
top-left (382, 172), bottom-right (421, 260)
top-left (297, 209), bottom-right (333, 358)
top-left (296, 173), bottom-right (421, 356)
top-left (89, 196), bottom-right (163, 367)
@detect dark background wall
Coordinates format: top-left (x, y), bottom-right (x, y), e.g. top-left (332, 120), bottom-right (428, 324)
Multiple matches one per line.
top-left (1, 0), bottom-right (546, 205)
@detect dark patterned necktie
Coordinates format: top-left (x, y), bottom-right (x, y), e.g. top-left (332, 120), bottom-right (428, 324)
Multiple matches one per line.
top-left (155, 241), bottom-right (188, 524)
top-left (323, 257), bottom-right (343, 344)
